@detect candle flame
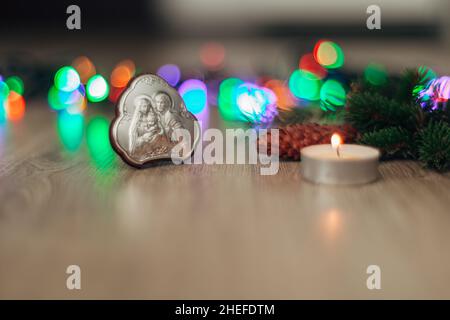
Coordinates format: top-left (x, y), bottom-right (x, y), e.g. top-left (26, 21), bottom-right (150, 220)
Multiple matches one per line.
top-left (331, 133), bottom-right (342, 149)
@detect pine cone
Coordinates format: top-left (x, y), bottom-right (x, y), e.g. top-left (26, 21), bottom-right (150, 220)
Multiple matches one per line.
top-left (258, 123), bottom-right (358, 160)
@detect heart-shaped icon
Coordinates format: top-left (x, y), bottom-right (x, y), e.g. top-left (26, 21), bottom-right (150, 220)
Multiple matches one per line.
top-left (110, 74), bottom-right (200, 167)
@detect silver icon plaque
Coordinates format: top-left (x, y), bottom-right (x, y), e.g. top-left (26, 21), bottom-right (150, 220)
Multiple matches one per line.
top-left (110, 74), bottom-right (200, 167)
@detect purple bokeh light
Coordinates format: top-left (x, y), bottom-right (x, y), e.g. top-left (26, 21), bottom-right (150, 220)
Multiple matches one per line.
top-left (157, 64), bottom-right (181, 87)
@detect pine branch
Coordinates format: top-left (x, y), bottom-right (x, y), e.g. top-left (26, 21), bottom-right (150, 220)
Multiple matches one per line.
top-left (417, 121), bottom-right (450, 171)
top-left (359, 127), bottom-right (415, 159)
top-left (274, 107), bottom-right (314, 125)
top-left (396, 68), bottom-right (430, 103)
top-left (346, 92), bottom-right (419, 133)
top-left (421, 101), bottom-right (450, 125)
top-left (345, 67), bottom-right (450, 171)
top-left (349, 77), bottom-right (395, 98)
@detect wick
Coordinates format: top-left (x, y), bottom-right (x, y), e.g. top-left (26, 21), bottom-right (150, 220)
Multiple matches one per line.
top-left (336, 145), bottom-right (341, 158)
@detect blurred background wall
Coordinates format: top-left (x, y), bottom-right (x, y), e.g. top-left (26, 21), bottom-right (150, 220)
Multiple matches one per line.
top-left (160, 0), bottom-right (442, 37)
top-left (1, 0), bottom-right (449, 101)
top-left (0, 0), bottom-right (447, 39)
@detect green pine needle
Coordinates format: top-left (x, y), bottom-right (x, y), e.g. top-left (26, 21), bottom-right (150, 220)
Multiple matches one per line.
top-left (397, 67), bottom-right (436, 102)
top-left (346, 92), bottom-right (419, 133)
top-left (417, 121), bottom-right (450, 171)
top-left (344, 67), bottom-right (450, 171)
top-left (359, 127), bottom-right (414, 159)
top-left (274, 107), bottom-right (314, 125)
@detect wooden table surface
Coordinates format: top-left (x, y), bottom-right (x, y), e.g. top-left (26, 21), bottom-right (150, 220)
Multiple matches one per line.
top-left (1, 101), bottom-right (450, 299)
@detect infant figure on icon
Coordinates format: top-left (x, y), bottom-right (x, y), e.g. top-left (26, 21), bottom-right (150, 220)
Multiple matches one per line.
top-left (137, 107), bottom-right (164, 145)
top-left (129, 95), bottom-right (169, 157)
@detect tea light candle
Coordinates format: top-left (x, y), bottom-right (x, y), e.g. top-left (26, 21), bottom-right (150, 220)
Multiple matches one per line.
top-left (300, 133), bottom-right (380, 185)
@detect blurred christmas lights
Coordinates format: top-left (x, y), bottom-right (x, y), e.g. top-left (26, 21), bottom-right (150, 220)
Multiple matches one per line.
top-left (157, 64), bottom-right (181, 87)
top-left (55, 66), bottom-right (81, 92)
top-left (218, 78), bottom-right (277, 123)
top-left (109, 60), bottom-right (136, 103)
top-left (364, 63), bottom-right (388, 86)
top-left (40, 38), bottom-right (352, 136)
top-left (5, 76), bottom-right (24, 95)
top-left (299, 53), bottom-right (327, 80)
top-left (72, 56), bottom-right (96, 84)
top-left (86, 74), bottom-right (109, 103)
top-left (414, 66), bottom-right (437, 99)
top-left (264, 79), bottom-right (296, 111)
top-left (419, 76), bottom-right (450, 110)
top-left (5, 91), bottom-right (26, 122)
top-left (86, 116), bottom-right (116, 168)
top-left (49, 66), bottom-right (86, 113)
top-left (218, 77), bottom-right (245, 121)
top-left (110, 60), bottom-right (135, 88)
top-left (0, 81), bottom-right (10, 99)
top-left (200, 42), bottom-right (225, 70)
top-left (314, 40), bottom-right (344, 69)
top-left (57, 110), bottom-right (84, 152)
top-left (289, 70), bottom-right (321, 101)
top-left (0, 75), bottom-right (26, 122)
top-left (320, 79), bottom-right (346, 111)
top-left (178, 79), bottom-right (207, 114)
top-left (236, 83), bottom-right (276, 124)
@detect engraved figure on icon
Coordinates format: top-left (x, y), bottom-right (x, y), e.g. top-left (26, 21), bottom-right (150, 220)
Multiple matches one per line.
top-left (128, 95), bottom-right (168, 158)
top-left (110, 74), bottom-right (200, 166)
top-left (154, 92), bottom-right (183, 142)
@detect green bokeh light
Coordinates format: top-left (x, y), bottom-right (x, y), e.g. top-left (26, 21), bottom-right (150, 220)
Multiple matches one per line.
top-left (320, 79), bottom-right (346, 111)
top-left (55, 66), bottom-right (81, 92)
top-left (0, 81), bottom-right (10, 100)
top-left (86, 116), bottom-right (115, 168)
top-left (0, 81), bottom-right (8, 124)
top-left (413, 66), bottom-right (437, 97)
top-left (418, 65), bottom-right (436, 83)
top-left (48, 86), bottom-right (65, 111)
top-left (218, 77), bottom-right (245, 121)
top-left (48, 85), bottom-right (84, 111)
top-left (364, 63), bottom-right (388, 86)
top-left (315, 41), bottom-right (344, 69)
top-left (327, 42), bottom-right (344, 69)
top-left (57, 110), bottom-right (84, 152)
top-left (0, 103), bottom-right (6, 124)
top-left (235, 83), bottom-right (270, 123)
top-left (289, 70), bottom-right (321, 101)
top-left (6, 76), bottom-right (24, 95)
top-left (0, 105), bottom-right (5, 123)
top-left (86, 75), bottom-right (109, 103)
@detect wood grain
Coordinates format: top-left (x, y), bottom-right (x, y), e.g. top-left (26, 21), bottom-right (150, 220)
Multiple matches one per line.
top-left (1, 105), bottom-right (450, 299)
